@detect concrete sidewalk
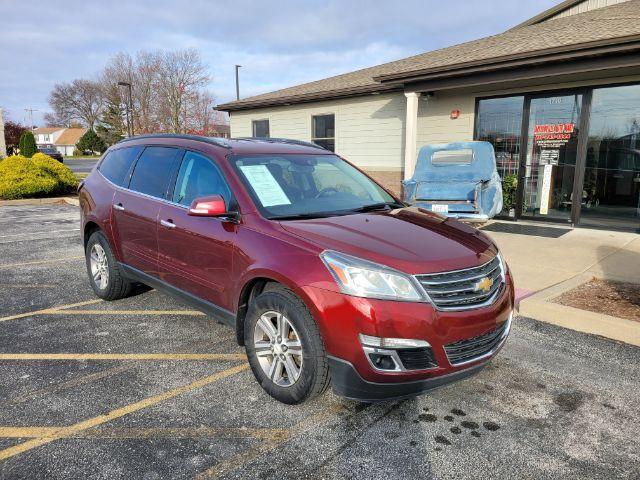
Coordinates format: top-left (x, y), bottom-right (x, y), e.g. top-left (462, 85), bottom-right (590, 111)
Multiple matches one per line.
top-left (484, 220), bottom-right (640, 345)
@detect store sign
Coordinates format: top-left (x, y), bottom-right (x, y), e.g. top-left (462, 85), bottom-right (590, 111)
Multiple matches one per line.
top-left (534, 123), bottom-right (575, 148)
top-left (540, 149), bottom-right (559, 166)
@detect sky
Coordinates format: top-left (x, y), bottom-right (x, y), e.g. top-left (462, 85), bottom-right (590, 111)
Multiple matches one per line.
top-left (0, 0), bottom-right (559, 126)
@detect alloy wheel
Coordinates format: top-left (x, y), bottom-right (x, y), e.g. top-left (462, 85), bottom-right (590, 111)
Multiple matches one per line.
top-left (253, 311), bottom-right (303, 387)
top-left (89, 243), bottom-right (109, 290)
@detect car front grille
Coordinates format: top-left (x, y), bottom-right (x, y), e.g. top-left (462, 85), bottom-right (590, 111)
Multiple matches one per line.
top-left (396, 347), bottom-right (437, 370)
top-left (415, 256), bottom-right (503, 311)
top-left (443, 319), bottom-right (509, 365)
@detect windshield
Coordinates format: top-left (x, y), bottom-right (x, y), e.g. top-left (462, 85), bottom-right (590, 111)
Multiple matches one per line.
top-left (231, 154), bottom-right (399, 219)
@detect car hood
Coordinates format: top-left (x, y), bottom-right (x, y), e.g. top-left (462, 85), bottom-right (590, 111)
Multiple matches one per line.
top-left (279, 207), bottom-right (497, 275)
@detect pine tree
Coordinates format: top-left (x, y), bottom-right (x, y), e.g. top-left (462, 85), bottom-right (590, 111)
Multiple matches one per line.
top-left (76, 129), bottom-right (107, 154)
top-left (18, 131), bottom-right (37, 157)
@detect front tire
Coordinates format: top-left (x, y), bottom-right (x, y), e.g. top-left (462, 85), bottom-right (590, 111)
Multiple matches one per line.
top-left (85, 231), bottom-right (132, 300)
top-left (244, 285), bottom-right (330, 404)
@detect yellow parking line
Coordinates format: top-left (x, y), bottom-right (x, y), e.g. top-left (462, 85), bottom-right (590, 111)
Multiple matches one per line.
top-left (195, 403), bottom-right (345, 479)
top-left (0, 363), bottom-right (249, 461)
top-left (0, 256), bottom-right (83, 268)
top-left (0, 353), bottom-right (246, 361)
top-left (10, 364), bottom-right (135, 405)
top-left (0, 299), bottom-right (102, 323)
top-left (0, 427), bottom-right (59, 438)
top-left (49, 309), bottom-right (205, 316)
top-left (0, 426), bottom-right (287, 441)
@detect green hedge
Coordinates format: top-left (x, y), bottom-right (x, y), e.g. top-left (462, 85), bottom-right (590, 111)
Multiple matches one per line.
top-left (0, 154), bottom-right (79, 200)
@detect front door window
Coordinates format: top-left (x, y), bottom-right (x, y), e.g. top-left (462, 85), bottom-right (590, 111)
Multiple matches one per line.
top-left (521, 94), bottom-right (582, 222)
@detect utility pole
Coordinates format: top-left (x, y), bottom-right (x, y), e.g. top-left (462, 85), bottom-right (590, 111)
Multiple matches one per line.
top-left (117, 82), bottom-right (134, 137)
top-left (235, 65), bottom-right (242, 101)
top-left (24, 108), bottom-right (38, 130)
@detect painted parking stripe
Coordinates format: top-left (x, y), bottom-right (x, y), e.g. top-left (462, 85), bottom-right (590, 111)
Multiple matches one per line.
top-left (0, 299), bottom-right (103, 323)
top-left (0, 426), bottom-right (287, 441)
top-left (0, 363), bottom-right (249, 461)
top-left (49, 309), bottom-right (206, 316)
top-left (9, 364), bottom-right (135, 405)
top-left (0, 228), bottom-right (80, 238)
top-left (195, 403), bottom-right (345, 479)
top-left (0, 256), bottom-right (83, 269)
top-left (0, 353), bottom-right (246, 361)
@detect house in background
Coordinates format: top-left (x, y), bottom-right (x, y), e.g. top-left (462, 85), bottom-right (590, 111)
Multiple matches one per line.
top-left (34, 127), bottom-right (87, 156)
top-left (220, 0), bottom-right (640, 232)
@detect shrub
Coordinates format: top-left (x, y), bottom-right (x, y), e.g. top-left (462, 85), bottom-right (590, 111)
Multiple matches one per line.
top-left (0, 155), bottom-right (58, 199)
top-left (31, 153), bottom-right (78, 191)
top-left (76, 129), bottom-right (106, 154)
top-left (502, 174), bottom-right (518, 212)
top-left (0, 154), bottom-right (78, 199)
top-left (18, 131), bottom-right (37, 158)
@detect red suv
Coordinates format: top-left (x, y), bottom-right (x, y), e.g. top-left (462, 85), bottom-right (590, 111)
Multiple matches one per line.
top-left (79, 135), bottom-right (514, 404)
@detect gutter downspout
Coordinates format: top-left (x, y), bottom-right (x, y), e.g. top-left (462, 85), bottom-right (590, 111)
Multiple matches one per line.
top-left (403, 92), bottom-right (421, 180)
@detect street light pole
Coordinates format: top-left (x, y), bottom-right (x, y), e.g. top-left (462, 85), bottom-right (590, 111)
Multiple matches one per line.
top-left (117, 82), bottom-right (133, 137)
top-left (235, 65), bottom-right (242, 101)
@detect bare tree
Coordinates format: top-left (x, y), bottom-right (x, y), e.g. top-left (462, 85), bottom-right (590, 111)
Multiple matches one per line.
top-left (48, 79), bottom-right (104, 128)
top-left (43, 111), bottom-right (71, 128)
top-left (155, 49), bottom-right (209, 133)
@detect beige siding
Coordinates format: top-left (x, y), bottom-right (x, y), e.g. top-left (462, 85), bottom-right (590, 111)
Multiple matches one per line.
top-left (229, 93), bottom-right (406, 170)
top-left (416, 93), bottom-right (476, 148)
top-left (547, 0), bottom-right (629, 20)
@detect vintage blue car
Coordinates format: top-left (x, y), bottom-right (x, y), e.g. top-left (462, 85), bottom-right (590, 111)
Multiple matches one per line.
top-left (402, 141), bottom-right (503, 221)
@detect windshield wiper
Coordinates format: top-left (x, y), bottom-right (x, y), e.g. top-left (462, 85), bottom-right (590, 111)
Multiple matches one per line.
top-left (269, 212), bottom-right (339, 221)
top-left (349, 201), bottom-right (405, 213)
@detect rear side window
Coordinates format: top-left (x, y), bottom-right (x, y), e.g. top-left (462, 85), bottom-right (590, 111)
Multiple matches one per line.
top-left (172, 151), bottom-right (231, 206)
top-left (98, 146), bottom-right (142, 186)
top-left (129, 147), bottom-right (181, 198)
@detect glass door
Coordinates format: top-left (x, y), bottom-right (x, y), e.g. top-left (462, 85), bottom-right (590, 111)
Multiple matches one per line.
top-left (519, 93), bottom-right (583, 222)
top-left (580, 84), bottom-right (640, 231)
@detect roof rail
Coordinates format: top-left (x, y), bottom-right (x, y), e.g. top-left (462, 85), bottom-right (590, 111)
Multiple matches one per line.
top-left (118, 134), bottom-right (232, 149)
top-left (233, 137), bottom-right (326, 150)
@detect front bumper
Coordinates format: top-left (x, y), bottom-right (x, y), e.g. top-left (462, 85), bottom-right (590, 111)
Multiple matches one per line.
top-left (328, 355), bottom-right (486, 402)
top-left (302, 272), bottom-right (514, 390)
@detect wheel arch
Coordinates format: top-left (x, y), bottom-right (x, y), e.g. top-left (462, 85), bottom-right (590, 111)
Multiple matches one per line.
top-left (83, 221), bottom-right (101, 249)
top-left (234, 271), bottom-right (315, 347)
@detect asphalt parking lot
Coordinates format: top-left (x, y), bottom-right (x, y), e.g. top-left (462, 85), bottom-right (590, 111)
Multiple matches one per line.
top-left (0, 203), bottom-right (638, 479)
top-left (63, 158), bottom-right (98, 175)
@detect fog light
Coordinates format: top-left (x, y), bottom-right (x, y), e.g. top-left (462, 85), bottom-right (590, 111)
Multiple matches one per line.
top-left (368, 353), bottom-right (397, 371)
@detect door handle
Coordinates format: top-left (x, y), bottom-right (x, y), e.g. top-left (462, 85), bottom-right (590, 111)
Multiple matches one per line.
top-left (160, 219), bottom-right (176, 229)
top-left (113, 203), bottom-right (125, 211)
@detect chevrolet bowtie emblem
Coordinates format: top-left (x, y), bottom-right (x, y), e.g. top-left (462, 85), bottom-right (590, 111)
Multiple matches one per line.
top-left (474, 276), bottom-right (494, 293)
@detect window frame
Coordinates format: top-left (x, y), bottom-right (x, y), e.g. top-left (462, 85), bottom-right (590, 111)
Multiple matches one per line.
top-left (97, 145), bottom-right (145, 188)
top-left (168, 149), bottom-right (234, 208)
top-left (126, 146), bottom-right (184, 200)
top-left (252, 119), bottom-right (270, 138)
top-left (311, 113), bottom-right (336, 151)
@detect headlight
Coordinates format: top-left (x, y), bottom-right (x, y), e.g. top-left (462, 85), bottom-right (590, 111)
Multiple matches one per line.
top-left (320, 250), bottom-right (425, 302)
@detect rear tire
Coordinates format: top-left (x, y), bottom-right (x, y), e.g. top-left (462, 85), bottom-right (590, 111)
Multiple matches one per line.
top-left (244, 285), bottom-right (330, 404)
top-left (85, 231), bottom-right (132, 300)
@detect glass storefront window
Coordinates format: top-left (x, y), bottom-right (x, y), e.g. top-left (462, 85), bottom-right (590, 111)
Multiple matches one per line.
top-left (581, 84), bottom-right (640, 231)
top-left (475, 96), bottom-right (524, 216)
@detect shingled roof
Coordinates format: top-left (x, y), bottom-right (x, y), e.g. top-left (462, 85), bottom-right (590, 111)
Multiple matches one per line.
top-left (219, 0), bottom-right (640, 111)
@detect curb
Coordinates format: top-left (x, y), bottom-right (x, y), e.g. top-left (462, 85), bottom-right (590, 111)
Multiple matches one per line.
top-left (0, 196), bottom-right (79, 207)
top-left (519, 273), bottom-right (640, 347)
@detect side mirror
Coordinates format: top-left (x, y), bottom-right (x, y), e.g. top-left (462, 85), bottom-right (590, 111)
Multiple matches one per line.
top-left (188, 195), bottom-right (229, 217)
